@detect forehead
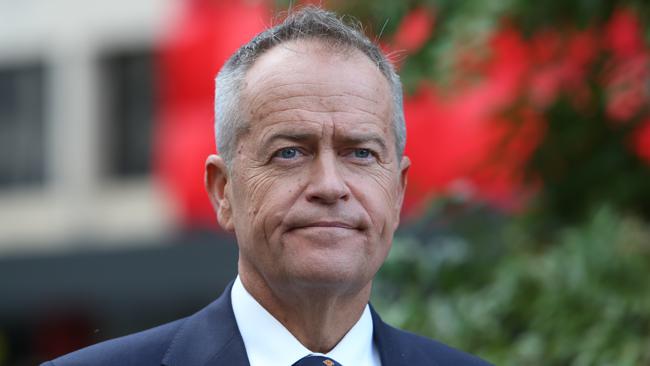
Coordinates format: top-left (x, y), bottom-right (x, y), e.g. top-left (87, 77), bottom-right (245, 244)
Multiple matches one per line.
top-left (240, 40), bottom-right (394, 138)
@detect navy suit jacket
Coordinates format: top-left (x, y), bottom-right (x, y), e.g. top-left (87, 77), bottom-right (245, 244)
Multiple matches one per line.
top-left (43, 282), bottom-right (492, 366)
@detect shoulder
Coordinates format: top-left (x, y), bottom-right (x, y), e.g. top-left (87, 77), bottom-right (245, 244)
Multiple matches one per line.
top-left (42, 317), bottom-right (187, 366)
top-left (385, 324), bottom-right (493, 365)
top-left (41, 281), bottom-right (241, 366)
top-left (371, 307), bottom-right (493, 366)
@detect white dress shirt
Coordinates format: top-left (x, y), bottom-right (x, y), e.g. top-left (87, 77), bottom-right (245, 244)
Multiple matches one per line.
top-left (231, 276), bottom-right (382, 366)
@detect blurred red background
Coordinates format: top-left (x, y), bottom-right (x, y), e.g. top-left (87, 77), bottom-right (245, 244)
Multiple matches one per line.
top-left (154, 0), bottom-right (649, 226)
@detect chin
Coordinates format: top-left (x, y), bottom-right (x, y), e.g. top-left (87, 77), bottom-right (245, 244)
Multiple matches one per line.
top-left (284, 226), bottom-right (366, 248)
top-left (274, 232), bottom-right (382, 292)
top-left (281, 257), bottom-right (373, 295)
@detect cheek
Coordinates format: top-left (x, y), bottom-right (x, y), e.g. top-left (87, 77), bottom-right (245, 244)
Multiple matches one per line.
top-left (352, 168), bottom-right (401, 216)
top-left (232, 166), bottom-right (306, 238)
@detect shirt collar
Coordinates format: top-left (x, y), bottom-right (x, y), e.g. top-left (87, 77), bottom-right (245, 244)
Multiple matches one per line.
top-left (231, 275), bottom-right (379, 366)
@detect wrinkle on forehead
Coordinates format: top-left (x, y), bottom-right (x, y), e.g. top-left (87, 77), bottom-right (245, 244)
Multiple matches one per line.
top-left (248, 81), bottom-right (382, 107)
top-left (251, 90), bottom-right (380, 117)
top-left (247, 79), bottom-right (390, 125)
top-left (256, 107), bottom-right (385, 130)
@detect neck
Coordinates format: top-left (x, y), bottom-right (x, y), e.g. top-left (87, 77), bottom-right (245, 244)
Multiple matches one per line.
top-left (239, 265), bottom-right (372, 353)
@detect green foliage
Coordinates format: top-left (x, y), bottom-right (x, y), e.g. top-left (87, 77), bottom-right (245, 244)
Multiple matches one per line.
top-left (374, 204), bottom-right (650, 365)
top-left (524, 93), bottom-right (650, 226)
top-left (509, 0), bottom-right (649, 34)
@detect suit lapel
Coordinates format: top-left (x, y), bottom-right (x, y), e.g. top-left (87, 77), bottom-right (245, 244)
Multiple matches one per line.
top-left (162, 281), bottom-right (250, 366)
top-left (370, 304), bottom-right (408, 366)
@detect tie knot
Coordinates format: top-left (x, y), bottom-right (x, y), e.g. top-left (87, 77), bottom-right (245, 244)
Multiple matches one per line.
top-left (292, 355), bottom-right (343, 366)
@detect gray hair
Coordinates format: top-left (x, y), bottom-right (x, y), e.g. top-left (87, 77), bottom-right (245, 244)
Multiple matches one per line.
top-left (214, 6), bottom-right (406, 167)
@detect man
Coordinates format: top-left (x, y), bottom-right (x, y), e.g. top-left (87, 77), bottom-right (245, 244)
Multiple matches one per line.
top-left (43, 7), bottom-right (492, 366)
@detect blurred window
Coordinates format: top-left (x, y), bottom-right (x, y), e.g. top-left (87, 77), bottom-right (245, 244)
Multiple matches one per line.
top-left (0, 63), bottom-right (46, 188)
top-left (103, 49), bottom-right (155, 177)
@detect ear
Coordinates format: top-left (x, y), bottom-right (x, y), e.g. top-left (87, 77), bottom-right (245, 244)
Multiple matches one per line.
top-left (400, 156), bottom-right (410, 194)
top-left (205, 154), bottom-right (235, 232)
top-left (393, 155), bottom-right (410, 229)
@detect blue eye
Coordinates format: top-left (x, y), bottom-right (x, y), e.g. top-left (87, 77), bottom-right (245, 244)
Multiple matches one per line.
top-left (276, 147), bottom-right (299, 159)
top-left (354, 148), bottom-right (372, 159)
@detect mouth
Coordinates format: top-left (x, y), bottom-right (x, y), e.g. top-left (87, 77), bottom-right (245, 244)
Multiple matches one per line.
top-left (290, 221), bottom-right (359, 231)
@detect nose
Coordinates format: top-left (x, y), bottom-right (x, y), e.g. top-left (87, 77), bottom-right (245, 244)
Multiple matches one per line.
top-left (305, 151), bottom-right (350, 205)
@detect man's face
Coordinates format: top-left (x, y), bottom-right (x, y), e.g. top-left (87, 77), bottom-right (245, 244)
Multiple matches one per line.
top-left (207, 41), bottom-right (409, 295)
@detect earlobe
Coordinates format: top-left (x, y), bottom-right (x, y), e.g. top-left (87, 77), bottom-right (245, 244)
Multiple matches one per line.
top-left (205, 155), bottom-right (235, 232)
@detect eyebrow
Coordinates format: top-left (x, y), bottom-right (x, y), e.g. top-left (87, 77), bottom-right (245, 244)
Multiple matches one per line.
top-left (337, 133), bottom-right (388, 153)
top-left (260, 130), bottom-right (389, 154)
top-left (260, 131), bottom-right (318, 152)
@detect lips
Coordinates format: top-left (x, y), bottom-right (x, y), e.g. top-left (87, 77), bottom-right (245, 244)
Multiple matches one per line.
top-left (284, 210), bottom-right (369, 233)
top-left (292, 221), bottom-right (358, 230)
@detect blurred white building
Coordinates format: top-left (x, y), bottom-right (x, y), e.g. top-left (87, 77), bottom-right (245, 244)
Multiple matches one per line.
top-left (0, 0), bottom-right (181, 255)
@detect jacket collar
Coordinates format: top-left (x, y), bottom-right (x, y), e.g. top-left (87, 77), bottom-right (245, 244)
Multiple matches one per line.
top-left (162, 281), bottom-right (250, 366)
top-left (370, 304), bottom-right (410, 366)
